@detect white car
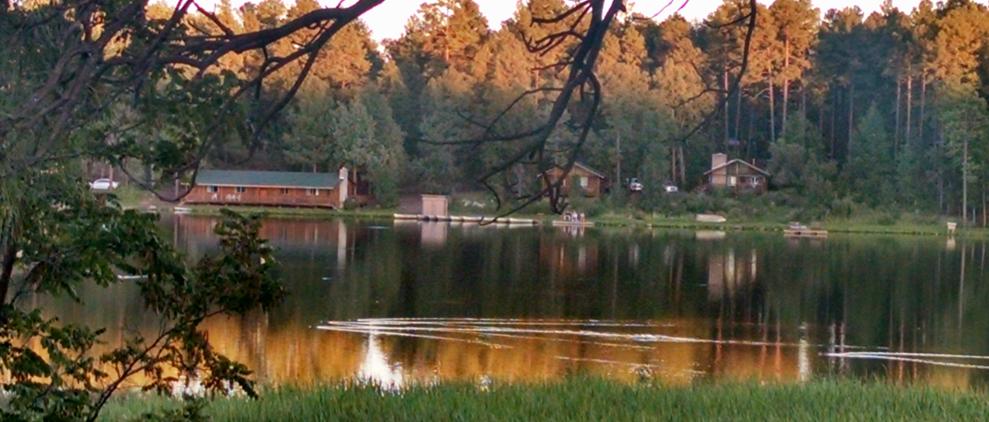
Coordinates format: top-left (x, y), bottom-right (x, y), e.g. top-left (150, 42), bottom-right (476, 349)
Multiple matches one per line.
top-left (627, 178), bottom-right (643, 192)
top-left (89, 178), bottom-right (119, 190)
top-left (663, 184), bottom-right (679, 193)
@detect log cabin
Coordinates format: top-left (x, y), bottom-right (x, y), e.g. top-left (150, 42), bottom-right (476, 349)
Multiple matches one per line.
top-left (703, 153), bottom-right (769, 194)
top-left (542, 161), bottom-right (609, 198)
top-left (184, 167), bottom-right (358, 208)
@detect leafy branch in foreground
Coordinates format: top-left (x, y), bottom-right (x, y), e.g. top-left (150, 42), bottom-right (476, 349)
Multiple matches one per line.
top-left (0, 204), bottom-right (282, 421)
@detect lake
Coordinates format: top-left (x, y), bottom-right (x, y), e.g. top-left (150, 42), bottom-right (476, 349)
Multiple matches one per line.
top-left (45, 215), bottom-right (989, 390)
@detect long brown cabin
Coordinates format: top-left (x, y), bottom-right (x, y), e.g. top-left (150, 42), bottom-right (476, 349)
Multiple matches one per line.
top-left (184, 168), bottom-right (351, 208)
top-left (543, 162), bottom-right (609, 198)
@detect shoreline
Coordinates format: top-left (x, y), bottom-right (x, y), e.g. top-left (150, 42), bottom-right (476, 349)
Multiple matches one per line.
top-left (171, 204), bottom-right (987, 238)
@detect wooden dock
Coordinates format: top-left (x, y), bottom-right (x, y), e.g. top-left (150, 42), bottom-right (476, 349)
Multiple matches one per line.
top-left (783, 228), bottom-right (828, 238)
top-left (392, 214), bottom-right (538, 225)
top-left (551, 220), bottom-right (595, 228)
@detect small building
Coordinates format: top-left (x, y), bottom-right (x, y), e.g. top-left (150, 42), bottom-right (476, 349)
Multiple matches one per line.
top-left (704, 153), bottom-right (769, 194)
top-left (183, 168), bottom-right (351, 208)
top-left (543, 161), bottom-right (609, 198)
top-left (398, 194), bottom-right (449, 217)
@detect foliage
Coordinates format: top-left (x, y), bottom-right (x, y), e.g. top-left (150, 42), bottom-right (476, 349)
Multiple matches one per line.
top-left (0, 203), bottom-right (283, 420)
top-left (103, 378), bottom-right (989, 421)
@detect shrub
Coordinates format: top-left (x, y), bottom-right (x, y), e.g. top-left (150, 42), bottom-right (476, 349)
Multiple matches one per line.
top-left (829, 197), bottom-right (857, 219)
top-left (342, 198), bottom-right (360, 210)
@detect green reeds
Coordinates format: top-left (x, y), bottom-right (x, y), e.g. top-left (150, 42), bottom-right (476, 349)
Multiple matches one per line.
top-left (102, 378), bottom-right (989, 421)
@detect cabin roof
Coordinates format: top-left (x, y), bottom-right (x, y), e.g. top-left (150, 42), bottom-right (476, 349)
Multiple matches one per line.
top-left (703, 159), bottom-right (770, 176)
top-left (575, 162), bottom-right (608, 179)
top-left (195, 169), bottom-right (340, 189)
top-left (555, 161), bottom-right (607, 179)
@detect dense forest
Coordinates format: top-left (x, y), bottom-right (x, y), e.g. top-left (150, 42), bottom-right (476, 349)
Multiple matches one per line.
top-left (170, 0), bottom-right (989, 221)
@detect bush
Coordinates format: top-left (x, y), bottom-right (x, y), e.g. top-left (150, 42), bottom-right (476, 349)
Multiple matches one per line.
top-left (876, 211), bottom-right (899, 226)
top-left (829, 197), bottom-right (856, 219)
top-left (569, 196), bottom-right (609, 217)
top-left (342, 198), bottom-right (360, 210)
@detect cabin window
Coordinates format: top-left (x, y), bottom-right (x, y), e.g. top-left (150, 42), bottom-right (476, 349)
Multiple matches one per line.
top-left (281, 188), bottom-right (290, 194)
top-left (307, 188), bottom-right (320, 196)
top-left (235, 186), bottom-right (246, 193)
top-left (728, 176), bottom-right (737, 186)
top-left (579, 176), bottom-right (589, 188)
top-left (206, 185), bottom-right (218, 193)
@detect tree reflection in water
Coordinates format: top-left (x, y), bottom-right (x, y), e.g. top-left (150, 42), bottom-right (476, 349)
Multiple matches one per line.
top-left (34, 215), bottom-right (989, 390)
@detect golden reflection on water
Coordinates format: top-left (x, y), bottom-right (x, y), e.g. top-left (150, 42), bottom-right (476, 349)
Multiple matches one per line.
top-left (196, 315), bottom-right (814, 387)
top-left (36, 216), bottom-right (989, 391)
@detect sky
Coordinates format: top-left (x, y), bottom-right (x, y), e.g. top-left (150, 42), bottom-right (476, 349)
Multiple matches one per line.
top-left (358, 1), bottom-right (926, 42)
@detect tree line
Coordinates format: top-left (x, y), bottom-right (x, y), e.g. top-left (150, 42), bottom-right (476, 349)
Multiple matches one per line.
top-left (176, 0), bottom-right (989, 218)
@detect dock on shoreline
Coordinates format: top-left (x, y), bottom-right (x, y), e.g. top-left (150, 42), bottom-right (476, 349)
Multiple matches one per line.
top-left (393, 213), bottom-right (539, 225)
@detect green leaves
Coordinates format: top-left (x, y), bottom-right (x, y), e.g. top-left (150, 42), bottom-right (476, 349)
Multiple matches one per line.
top-left (0, 178), bottom-right (284, 419)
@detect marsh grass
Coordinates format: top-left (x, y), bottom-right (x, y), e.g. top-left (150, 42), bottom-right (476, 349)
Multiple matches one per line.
top-left (102, 378), bottom-right (989, 421)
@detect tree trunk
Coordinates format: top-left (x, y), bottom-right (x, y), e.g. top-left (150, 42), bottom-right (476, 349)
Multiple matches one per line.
top-left (800, 84), bottom-right (807, 123)
top-left (847, 82), bottom-right (855, 160)
top-left (615, 134), bottom-right (621, 186)
top-left (894, 77), bottom-right (901, 157)
top-left (937, 127), bottom-right (944, 212)
top-left (0, 214), bottom-right (18, 306)
top-left (670, 146), bottom-right (677, 185)
top-left (734, 86), bottom-right (743, 141)
top-left (905, 71), bottom-right (913, 146)
top-left (747, 106), bottom-right (755, 159)
top-left (919, 76), bottom-right (926, 145)
top-left (963, 136), bottom-right (969, 224)
top-left (818, 95), bottom-right (825, 142)
top-left (723, 68), bottom-right (730, 145)
top-left (981, 186), bottom-right (986, 227)
top-left (678, 146), bottom-right (686, 188)
top-left (782, 39), bottom-right (790, 130)
top-left (830, 88), bottom-right (837, 157)
top-left (769, 77), bottom-right (776, 142)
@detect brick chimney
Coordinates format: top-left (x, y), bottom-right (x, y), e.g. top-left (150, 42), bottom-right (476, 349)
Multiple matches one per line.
top-left (711, 153), bottom-right (727, 170)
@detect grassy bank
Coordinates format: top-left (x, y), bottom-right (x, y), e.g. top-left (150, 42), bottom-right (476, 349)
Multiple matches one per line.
top-left (114, 185), bottom-right (987, 237)
top-left (103, 379), bottom-right (989, 421)
top-left (590, 211), bottom-right (981, 236)
top-left (181, 204), bottom-right (396, 221)
top-left (176, 204), bottom-right (987, 237)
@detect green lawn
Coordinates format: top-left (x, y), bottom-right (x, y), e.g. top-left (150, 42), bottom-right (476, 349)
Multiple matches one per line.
top-left (102, 379), bottom-right (989, 421)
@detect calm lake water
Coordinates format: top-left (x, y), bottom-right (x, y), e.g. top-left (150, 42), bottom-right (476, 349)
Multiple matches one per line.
top-left (45, 215), bottom-right (989, 390)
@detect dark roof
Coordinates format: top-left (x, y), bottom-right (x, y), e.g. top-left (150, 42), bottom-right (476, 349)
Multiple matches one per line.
top-left (550, 161), bottom-right (607, 179)
top-left (195, 169), bottom-right (340, 189)
top-left (703, 159), bottom-right (770, 176)
top-left (574, 162), bottom-right (608, 179)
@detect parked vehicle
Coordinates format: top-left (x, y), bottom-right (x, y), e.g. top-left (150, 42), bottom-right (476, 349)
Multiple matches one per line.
top-left (89, 178), bottom-right (119, 190)
top-left (627, 177), bottom-right (643, 192)
top-left (663, 183), bottom-right (679, 193)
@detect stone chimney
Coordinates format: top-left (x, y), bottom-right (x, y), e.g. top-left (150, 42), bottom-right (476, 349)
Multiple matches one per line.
top-left (338, 166), bottom-right (350, 205)
top-left (711, 153), bottom-right (727, 170)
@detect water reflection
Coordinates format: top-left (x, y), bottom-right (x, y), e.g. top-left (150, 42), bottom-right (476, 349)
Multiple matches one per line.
top-left (38, 215), bottom-right (989, 390)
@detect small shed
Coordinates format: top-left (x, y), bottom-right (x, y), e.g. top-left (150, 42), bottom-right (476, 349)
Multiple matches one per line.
top-left (399, 194), bottom-right (449, 217)
top-left (421, 194), bottom-right (449, 217)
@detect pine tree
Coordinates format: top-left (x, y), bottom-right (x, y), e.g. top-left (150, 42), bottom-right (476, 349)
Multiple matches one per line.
top-left (283, 91), bottom-right (338, 172)
top-left (938, 84), bottom-right (989, 223)
top-left (769, 0), bottom-right (818, 130)
top-left (845, 103), bottom-right (895, 205)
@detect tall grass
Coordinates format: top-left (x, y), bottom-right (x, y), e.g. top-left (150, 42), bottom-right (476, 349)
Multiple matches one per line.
top-left (102, 378), bottom-right (989, 421)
